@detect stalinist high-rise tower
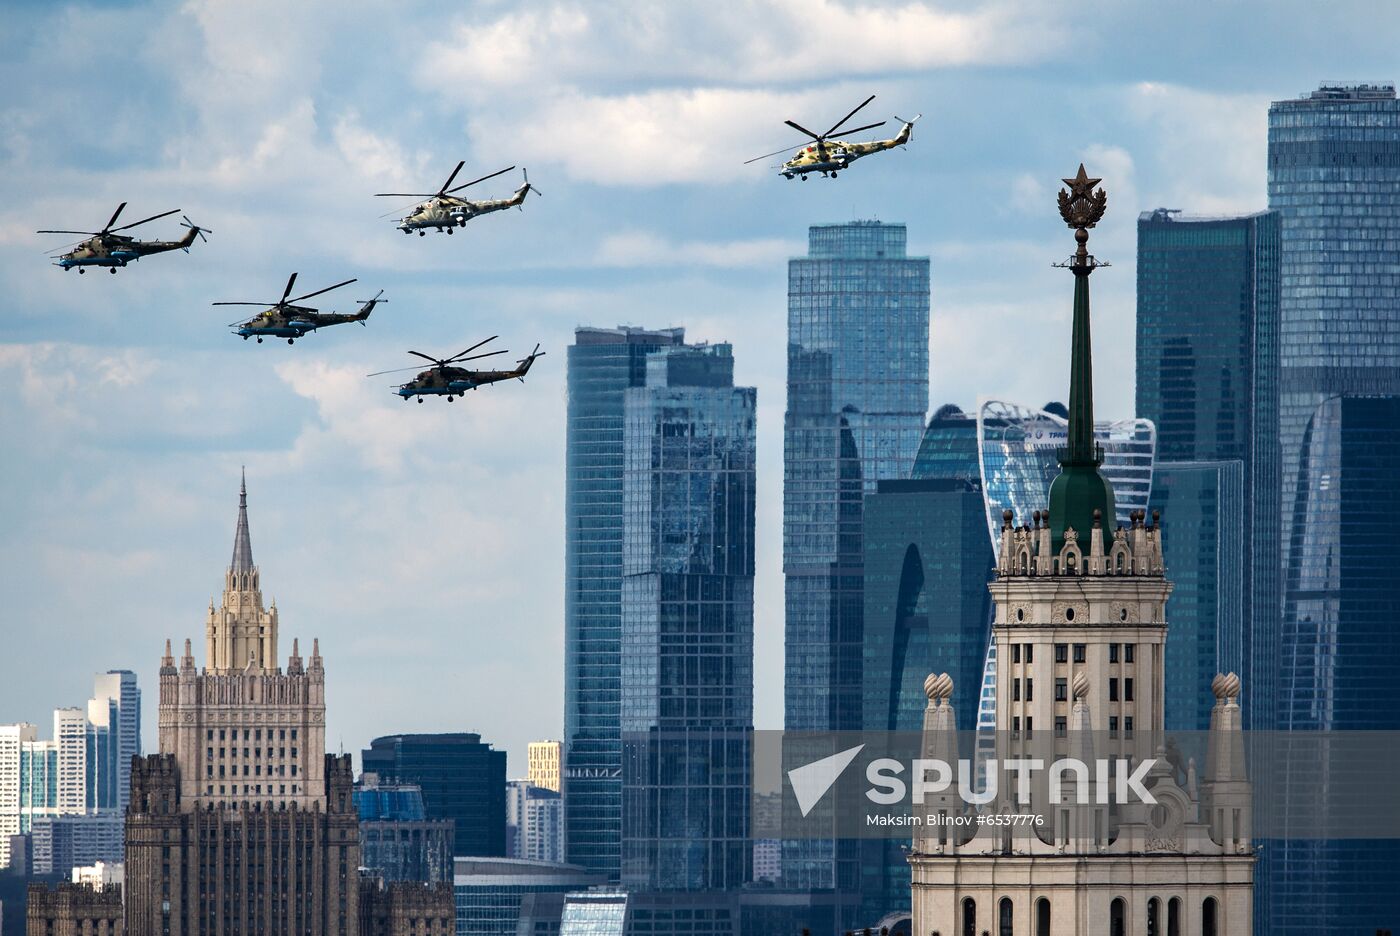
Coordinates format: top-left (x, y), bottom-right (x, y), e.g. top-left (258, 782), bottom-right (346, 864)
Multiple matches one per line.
top-left (908, 169), bottom-right (1254, 936)
top-left (124, 475), bottom-right (362, 936)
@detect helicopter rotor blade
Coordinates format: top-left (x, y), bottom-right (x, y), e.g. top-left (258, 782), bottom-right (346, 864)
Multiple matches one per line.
top-left (288, 277), bottom-right (356, 305)
top-left (374, 192), bottom-right (438, 198)
top-left (37, 230), bottom-right (101, 235)
top-left (101, 202), bottom-right (127, 233)
top-left (181, 216), bottom-right (211, 242)
top-left (448, 349), bottom-right (510, 364)
top-left (108, 208), bottom-right (180, 234)
top-left (279, 273), bottom-right (299, 305)
top-left (450, 335), bottom-right (498, 360)
top-left (438, 160), bottom-right (466, 195)
top-left (407, 351), bottom-right (443, 365)
top-left (445, 165), bottom-right (515, 195)
top-left (823, 94), bottom-right (876, 138)
top-left (744, 142), bottom-right (809, 165)
top-left (366, 364), bottom-right (432, 378)
top-left (783, 120), bottom-right (823, 141)
top-left (212, 302), bottom-right (275, 307)
top-left (828, 120), bottom-right (887, 139)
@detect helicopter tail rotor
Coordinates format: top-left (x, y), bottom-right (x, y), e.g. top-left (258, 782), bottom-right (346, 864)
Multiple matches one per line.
top-left (180, 216), bottom-right (212, 243)
top-left (522, 168), bottom-right (542, 197)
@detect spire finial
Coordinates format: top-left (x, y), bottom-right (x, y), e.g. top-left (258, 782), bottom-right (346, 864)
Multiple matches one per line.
top-left (231, 469), bottom-right (254, 573)
top-left (1047, 164), bottom-right (1116, 556)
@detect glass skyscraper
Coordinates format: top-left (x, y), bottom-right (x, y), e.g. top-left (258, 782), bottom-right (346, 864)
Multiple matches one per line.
top-left (565, 325), bottom-right (688, 880)
top-left (1265, 82), bottom-right (1400, 936)
top-left (783, 221), bottom-right (928, 898)
top-left (618, 343), bottom-right (755, 891)
top-left (1136, 208), bottom-right (1279, 731)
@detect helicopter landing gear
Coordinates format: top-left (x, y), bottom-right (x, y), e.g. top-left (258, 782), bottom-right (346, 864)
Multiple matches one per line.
top-left (417, 397), bottom-right (424, 404)
top-left (242, 336), bottom-right (248, 341)
top-left (448, 395), bottom-right (456, 402)
top-left (78, 268), bottom-right (85, 273)
top-left (257, 337), bottom-right (263, 343)
top-left (419, 231), bottom-right (426, 237)
top-left (110, 267), bottom-right (118, 274)
top-left (801, 175), bottom-right (807, 181)
top-left (447, 227), bottom-right (453, 235)
top-left (829, 172), bottom-right (838, 179)
top-left (287, 338), bottom-right (295, 345)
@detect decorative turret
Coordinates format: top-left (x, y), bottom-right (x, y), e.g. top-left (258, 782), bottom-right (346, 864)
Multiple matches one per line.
top-left (916, 673), bottom-right (963, 855)
top-left (207, 474), bottom-right (278, 671)
top-left (1047, 165), bottom-right (1116, 554)
top-left (232, 467), bottom-right (254, 573)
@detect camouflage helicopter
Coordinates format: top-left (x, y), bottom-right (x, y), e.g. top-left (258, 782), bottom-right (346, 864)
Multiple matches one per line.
top-left (214, 273), bottom-right (383, 344)
top-left (39, 203), bottom-right (210, 273)
top-left (745, 95), bottom-right (920, 180)
top-left (374, 162), bottom-right (540, 235)
top-left (368, 337), bottom-right (545, 403)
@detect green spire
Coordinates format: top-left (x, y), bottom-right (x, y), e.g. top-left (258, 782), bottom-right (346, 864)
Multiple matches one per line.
top-left (1048, 165), bottom-right (1115, 554)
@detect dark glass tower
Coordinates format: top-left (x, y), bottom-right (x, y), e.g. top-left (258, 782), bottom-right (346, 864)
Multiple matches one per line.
top-left (618, 343), bottom-right (756, 891)
top-left (361, 733), bottom-right (507, 858)
top-left (564, 325), bottom-right (687, 880)
top-left (1266, 81), bottom-right (1400, 936)
top-left (860, 406), bottom-right (991, 916)
top-left (1136, 208), bottom-right (1279, 731)
top-left (783, 222), bottom-right (928, 897)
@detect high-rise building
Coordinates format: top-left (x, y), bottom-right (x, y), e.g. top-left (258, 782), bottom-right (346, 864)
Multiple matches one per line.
top-left (453, 857), bottom-right (604, 936)
top-left (783, 222), bottom-right (929, 899)
top-left (564, 325), bottom-right (688, 881)
top-left (355, 777), bottom-right (453, 884)
top-left (87, 672), bottom-right (140, 816)
top-left (0, 725), bottom-right (36, 869)
top-left (910, 165), bottom-right (1254, 936)
top-left (1137, 207), bottom-right (1279, 732)
top-left (114, 475), bottom-right (365, 936)
top-left (506, 781), bottom-right (563, 864)
top-left (1152, 462), bottom-right (1245, 730)
top-left (526, 741), bottom-right (560, 793)
top-left (1265, 81), bottom-right (1400, 936)
top-left (361, 734), bottom-right (507, 859)
top-left (29, 815), bottom-right (123, 877)
top-left (618, 342), bottom-right (756, 891)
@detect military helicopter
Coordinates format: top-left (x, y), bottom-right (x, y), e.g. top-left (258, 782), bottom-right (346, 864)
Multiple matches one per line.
top-left (374, 162), bottom-right (541, 235)
top-left (39, 203), bottom-right (210, 273)
top-left (745, 95), bottom-right (920, 180)
top-left (368, 337), bottom-right (545, 403)
top-left (214, 273), bottom-right (383, 344)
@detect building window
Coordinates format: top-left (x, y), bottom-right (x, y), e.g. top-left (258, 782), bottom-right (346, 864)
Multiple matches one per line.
top-left (1012, 717), bottom-right (1021, 738)
top-left (1168, 897), bottom-right (1181, 936)
top-left (962, 898), bottom-right (977, 936)
top-left (1013, 679), bottom-right (1021, 702)
top-left (1110, 897), bottom-right (1126, 936)
top-left (1025, 644), bottom-right (1034, 664)
top-left (1109, 717), bottom-right (1118, 738)
top-left (1109, 679), bottom-right (1119, 702)
top-left (1109, 644), bottom-right (1119, 663)
top-left (1125, 645), bottom-right (1135, 664)
top-left (1073, 643), bottom-right (1086, 663)
top-left (1000, 897), bottom-right (1014, 936)
top-left (1055, 678), bottom-right (1067, 702)
top-left (1124, 678), bottom-right (1134, 702)
top-left (1201, 897), bottom-right (1217, 936)
top-left (1148, 897), bottom-right (1160, 936)
top-left (1025, 679), bottom-right (1033, 702)
top-left (1013, 644), bottom-right (1021, 663)
top-left (1055, 717), bottom-right (1067, 737)
top-left (1055, 643), bottom-right (1068, 663)
top-left (1124, 717), bottom-right (1134, 738)
top-left (1036, 897), bottom-right (1051, 936)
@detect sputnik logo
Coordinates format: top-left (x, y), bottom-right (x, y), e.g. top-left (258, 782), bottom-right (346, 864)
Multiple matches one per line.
top-left (788, 744), bottom-right (865, 817)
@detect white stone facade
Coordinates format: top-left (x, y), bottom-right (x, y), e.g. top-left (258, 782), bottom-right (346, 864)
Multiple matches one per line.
top-left (909, 509), bottom-right (1254, 936)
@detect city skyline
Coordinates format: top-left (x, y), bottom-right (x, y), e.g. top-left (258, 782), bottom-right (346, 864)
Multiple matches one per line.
top-left (7, 0), bottom-right (1400, 781)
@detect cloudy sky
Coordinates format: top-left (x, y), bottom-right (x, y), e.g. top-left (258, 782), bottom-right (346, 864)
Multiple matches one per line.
top-left (1, 0), bottom-right (1393, 775)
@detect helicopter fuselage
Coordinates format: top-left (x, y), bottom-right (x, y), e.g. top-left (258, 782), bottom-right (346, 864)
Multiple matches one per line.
top-left (55, 228), bottom-right (200, 271)
top-left (396, 186), bottom-right (531, 234)
top-left (235, 296), bottom-right (380, 343)
top-left (779, 119), bottom-right (915, 178)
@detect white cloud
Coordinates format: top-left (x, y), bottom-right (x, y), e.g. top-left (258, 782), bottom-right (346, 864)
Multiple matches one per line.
top-left (593, 230), bottom-right (800, 268)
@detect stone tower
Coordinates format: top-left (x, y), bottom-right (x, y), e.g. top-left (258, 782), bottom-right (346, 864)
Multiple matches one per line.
top-left (907, 168), bottom-right (1254, 936)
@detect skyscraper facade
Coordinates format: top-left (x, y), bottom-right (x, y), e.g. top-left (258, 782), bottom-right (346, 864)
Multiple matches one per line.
top-left (361, 733), bottom-right (507, 858)
top-left (783, 222), bottom-right (928, 901)
top-left (619, 343), bottom-right (756, 890)
top-left (1266, 81), bottom-right (1400, 936)
top-left (355, 777), bottom-right (454, 884)
top-left (526, 741), bottom-right (561, 793)
top-left (1136, 208), bottom-right (1279, 731)
top-left (565, 325), bottom-right (687, 881)
top-left (88, 671), bottom-right (141, 815)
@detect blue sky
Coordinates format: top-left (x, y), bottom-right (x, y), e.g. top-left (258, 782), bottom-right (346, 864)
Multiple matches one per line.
top-left (1, 0), bottom-right (1393, 775)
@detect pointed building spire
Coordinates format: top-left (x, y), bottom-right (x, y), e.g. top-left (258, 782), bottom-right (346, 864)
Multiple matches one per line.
top-left (1048, 165), bottom-right (1116, 553)
top-left (231, 467), bottom-right (255, 573)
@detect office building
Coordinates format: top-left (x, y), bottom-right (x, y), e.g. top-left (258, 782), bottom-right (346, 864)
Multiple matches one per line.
top-left (361, 734), bottom-right (506, 859)
top-left (453, 857), bottom-right (603, 936)
top-left (1137, 207), bottom-right (1279, 732)
top-left (356, 777), bottom-right (453, 884)
top-left (29, 815), bottom-right (122, 877)
top-left (565, 325), bottom-right (688, 881)
top-left (784, 221), bottom-right (929, 901)
top-left (617, 342), bottom-right (756, 891)
top-left (87, 672), bottom-right (140, 816)
top-left (1265, 81), bottom-right (1400, 936)
top-left (526, 741), bottom-right (560, 793)
top-left (506, 781), bottom-right (563, 865)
